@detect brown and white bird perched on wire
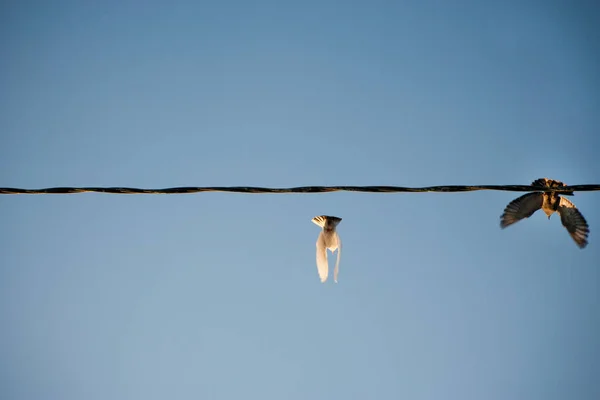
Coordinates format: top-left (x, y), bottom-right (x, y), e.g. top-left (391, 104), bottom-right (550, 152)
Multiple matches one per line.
top-left (500, 178), bottom-right (590, 248)
top-left (311, 216), bottom-right (342, 283)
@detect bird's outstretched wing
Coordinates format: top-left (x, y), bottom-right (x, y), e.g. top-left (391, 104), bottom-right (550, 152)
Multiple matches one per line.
top-left (316, 231), bottom-right (329, 282)
top-left (333, 234), bottom-right (341, 283)
top-left (500, 192), bottom-right (543, 228)
top-left (557, 197), bottom-right (589, 248)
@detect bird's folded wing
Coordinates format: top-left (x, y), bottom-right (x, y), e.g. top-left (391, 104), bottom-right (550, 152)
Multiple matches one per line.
top-left (316, 232), bottom-right (329, 282)
top-left (500, 192), bottom-right (543, 228)
top-left (334, 234), bottom-right (341, 283)
top-left (558, 197), bottom-right (589, 248)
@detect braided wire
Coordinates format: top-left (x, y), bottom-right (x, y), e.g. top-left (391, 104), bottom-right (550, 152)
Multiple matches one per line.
top-left (0, 184), bottom-right (599, 195)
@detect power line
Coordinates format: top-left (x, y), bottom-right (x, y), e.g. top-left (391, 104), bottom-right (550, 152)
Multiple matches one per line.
top-left (1, 184), bottom-right (599, 195)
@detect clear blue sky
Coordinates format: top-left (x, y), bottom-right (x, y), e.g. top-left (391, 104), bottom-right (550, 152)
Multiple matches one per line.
top-left (1, 1), bottom-right (599, 399)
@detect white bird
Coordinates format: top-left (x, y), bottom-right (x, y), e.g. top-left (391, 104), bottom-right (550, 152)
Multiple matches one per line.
top-left (311, 215), bottom-right (342, 283)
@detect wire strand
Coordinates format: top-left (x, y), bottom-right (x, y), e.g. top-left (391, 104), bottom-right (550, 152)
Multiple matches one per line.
top-left (1, 184), bottom-right (599, 195)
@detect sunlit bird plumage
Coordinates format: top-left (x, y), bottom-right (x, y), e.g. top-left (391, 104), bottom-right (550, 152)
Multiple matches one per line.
top-left (311, 215), bottom-right (342, 283)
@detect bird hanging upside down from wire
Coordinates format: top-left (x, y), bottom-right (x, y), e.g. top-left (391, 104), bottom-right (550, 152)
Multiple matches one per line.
top-left (312, 215), bottom-right (342, 283)
top-left (500, 178), bottom-right (590, 248)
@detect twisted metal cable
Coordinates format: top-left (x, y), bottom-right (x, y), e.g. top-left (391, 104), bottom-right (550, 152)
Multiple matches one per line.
top-left (1, 184), bottom-right (599, 195)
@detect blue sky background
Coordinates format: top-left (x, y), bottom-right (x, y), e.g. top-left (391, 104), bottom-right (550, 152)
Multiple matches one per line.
top-left (1, 1), bottom-right (599, 399)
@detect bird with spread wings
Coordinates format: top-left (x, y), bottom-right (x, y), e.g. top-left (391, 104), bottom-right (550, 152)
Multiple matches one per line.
top-left (500, 178), bottom-right (590, 248)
